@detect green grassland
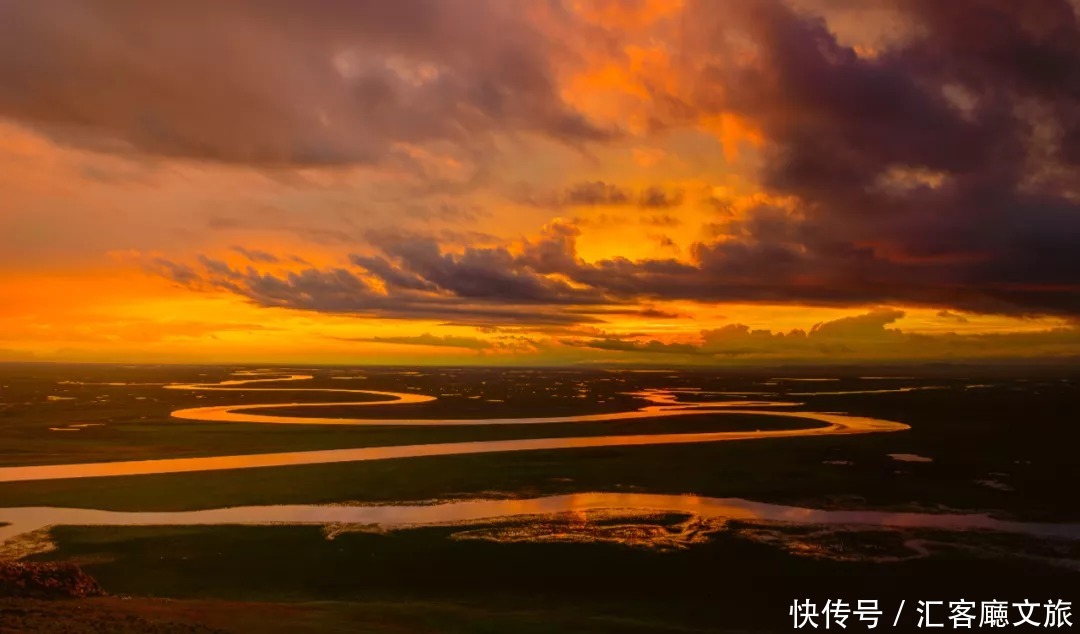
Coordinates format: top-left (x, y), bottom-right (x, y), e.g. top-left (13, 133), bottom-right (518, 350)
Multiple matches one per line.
top-left (1, 363), bottom-right (823, 467)
top-left (2, 365), bottom-right (1079, 632)
top-left (0, 433), bottom-right (1069, 520)
top-left (22, 518), bottom-right (1080, 632)
top-left (0, 372), bottom-right (1077, 519)
top-left (0, 411), bottom-right (821, 467)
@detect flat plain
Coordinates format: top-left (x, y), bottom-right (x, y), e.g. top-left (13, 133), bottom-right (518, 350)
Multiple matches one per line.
top-left (1, 363), bottom-right (1077, 632)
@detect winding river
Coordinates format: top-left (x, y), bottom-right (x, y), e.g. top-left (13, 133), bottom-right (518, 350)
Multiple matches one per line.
top-left (0, 372), bottom-right (907, 483)
top-left (2, 372), bottom-right (1078, 548)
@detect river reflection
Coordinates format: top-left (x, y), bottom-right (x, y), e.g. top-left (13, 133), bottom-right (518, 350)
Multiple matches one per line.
top-left (2, 493), bottom-right (1078, 548)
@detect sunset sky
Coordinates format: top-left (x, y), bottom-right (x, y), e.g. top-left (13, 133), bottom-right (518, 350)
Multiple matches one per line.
top-left (2, 0), bottom-right (1079, 365)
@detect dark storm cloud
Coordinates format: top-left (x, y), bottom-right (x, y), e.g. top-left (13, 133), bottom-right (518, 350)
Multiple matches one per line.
top-left (146, 252), bottom-right (610, 326)
top-left (492, 0), bottom-right (1080, 317)
top-left (376, 237), bottom-right (606, 304)
top-left (654, 0), bottom-right (1080, 315)
top-left (130, 1), bottom-right (1080, 319)
top-left (455, 203), bottom-right (1078, 316)
top-left (0, 0), bottom-right (610, 167)
top-left (348, 254), bottom-right (438, 292)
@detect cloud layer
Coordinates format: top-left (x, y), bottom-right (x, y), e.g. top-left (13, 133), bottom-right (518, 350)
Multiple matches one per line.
top-left (4, 1), bottom-right (1080, 363)
top-left (0, 0), bottom-right (608, 167)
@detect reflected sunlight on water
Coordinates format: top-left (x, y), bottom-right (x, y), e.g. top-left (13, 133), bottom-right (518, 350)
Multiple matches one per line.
top-left (3, 492), bottom-right (1079, 549)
